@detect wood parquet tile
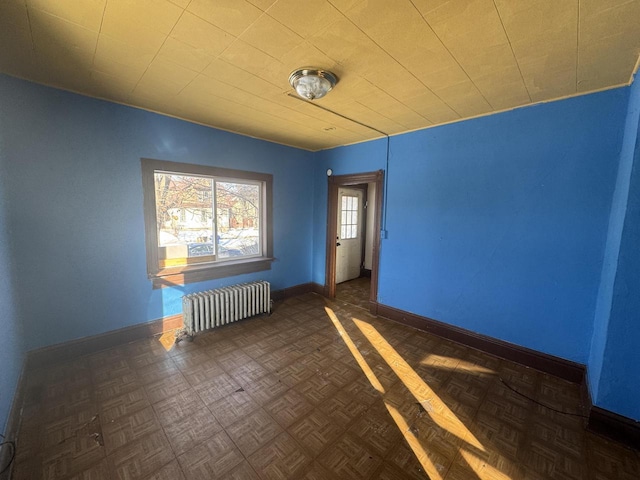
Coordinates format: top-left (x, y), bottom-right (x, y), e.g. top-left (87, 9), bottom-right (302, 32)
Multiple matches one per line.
top-left (10, 292), bottom-right (640, 479)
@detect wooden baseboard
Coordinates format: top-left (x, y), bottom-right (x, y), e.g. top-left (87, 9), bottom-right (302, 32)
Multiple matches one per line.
top-left (10, 285), bottom-right (639, 456)
top-left (588, 406), bottom-right (640, 449)
top-left (26, 314), bottom-right (183, 371)
top-left (271, 282), bottom-right (316, 301)
top-left (0, 363), bottom-right (25, 480)
top-left (375, 302), bottom-right (585, 384)
top-left (26, 281), bottom-right (322, 368)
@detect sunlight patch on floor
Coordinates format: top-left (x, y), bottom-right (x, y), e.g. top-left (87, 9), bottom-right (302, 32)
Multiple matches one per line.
top-left (352, 317), bottom-right (485, 451)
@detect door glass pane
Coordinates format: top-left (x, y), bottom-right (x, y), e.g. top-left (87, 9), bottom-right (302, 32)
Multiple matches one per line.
top-left (340, 194), bottom-right (359, 239)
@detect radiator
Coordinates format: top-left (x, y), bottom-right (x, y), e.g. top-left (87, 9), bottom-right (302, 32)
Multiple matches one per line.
top-left (181, 281), bottom-right (271, 337)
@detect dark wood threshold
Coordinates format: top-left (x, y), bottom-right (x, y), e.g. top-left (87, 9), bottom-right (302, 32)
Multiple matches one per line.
top-left (374, 302), bottom-right (585, 384)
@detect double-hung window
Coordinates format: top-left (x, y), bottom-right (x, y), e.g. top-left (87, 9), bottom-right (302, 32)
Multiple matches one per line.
top-left (141, 158), bottom-right (273, 288)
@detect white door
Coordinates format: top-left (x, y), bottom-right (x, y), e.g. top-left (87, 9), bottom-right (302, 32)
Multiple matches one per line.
top-left (336, 188), bottom-right (364, 284)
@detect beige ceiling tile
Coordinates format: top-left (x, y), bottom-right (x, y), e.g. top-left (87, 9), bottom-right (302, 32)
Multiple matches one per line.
top-left (202, 59), bottom-right (283, 96)
top-left (93, 34), bottom-right (157, 82)
top-left (0, 1), bottom-right (34, 76)
top-left (168, 0), bottom-right (191, 8)
top-left (185, 74), bottom-right (340, 135)
top-left (102, 0), bottom-right (183, 37)
top-left (187, 0), bottom-right (263, 36)
top-left (27, 0), bottom-right (106, 32)
top-left (280, 41), bottom-right (339, 80)
top-left (170, 11), bottom-right (235, 57)
top-left (246, 0), bottom-right (278, 10)
top-left (340, 101), bottom-right (406, 132)
top-left (579, 0), bottom-right (640, 46)
top-left (239, 14), bottom-right (303, 58)
top-left (343, 0), bottom-right (470, 93)
top-left (219, 39), bottom-right (284, 85)
top-left (578, 36), bottom-right (639, 91)
top-left (281, 93), bottom-right (375, 137)
top-left (494, 0), bottom-right (577, 41)
top-left (473, 74), bottom-right (531, 110)
top-left (454, 45), bottom-right (520, 81)
top-left (343, 79), bottom-right (428, 126)
top-left (32, 59), bottom-right (93, 93)
top-left (432, 81), bottom-right (493, 117)
top-left (523, 64), bottom-right (576, 102)
top-left (178, 84), bottom-right (335, 147)
top-left (29, 9), bottom-right (98, 66)
top-left (1, 0), bottom-right (31, 29)
top-left (156, 37), bottom-right (213, 73)
top-left (134, 57), bottom-right (199, 95)
top-left (266, 0), bottom-right (342, 38)
top-left (97, 26), bottom-right (167, 58)
top-left (412, 0), bottom-right (494, 33)
top-left (307, 17), bottom-right (391, 78)
top-left (405, 92), bottom-right (460, 124)
top-left (89, 69), bottom-right (137, 99)
top-left (326, 0), bottom-right (367, 14)
top-left (580, 0), bottom-right (639, 18)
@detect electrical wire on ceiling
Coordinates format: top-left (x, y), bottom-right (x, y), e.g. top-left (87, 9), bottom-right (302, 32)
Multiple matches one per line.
top-left (287, 93), bottom-right (391, 233)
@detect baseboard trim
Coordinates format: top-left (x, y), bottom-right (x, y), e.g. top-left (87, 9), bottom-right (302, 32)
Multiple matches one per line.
top-left (11, 286), bottom-right (639, 455)
top-left (26, 314), bottom-right (183, 370)
top-left (0, 362), bottom-right (26, 480)
top-left (375, 302), bottom-right (585, 384)
top-left (26, 282), bottom-right (324, 368)
top-left (588, 406), bottom-right (640, 449)
top-left (271, 282), bottom-right (315, 301)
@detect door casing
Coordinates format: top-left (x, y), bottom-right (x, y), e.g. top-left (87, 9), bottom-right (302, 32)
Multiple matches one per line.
top-left (325, 170), bottom-right (384, 313)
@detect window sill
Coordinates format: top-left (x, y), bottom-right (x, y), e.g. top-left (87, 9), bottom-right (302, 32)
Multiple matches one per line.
top-left (150, 257), bottom-right (274, 289)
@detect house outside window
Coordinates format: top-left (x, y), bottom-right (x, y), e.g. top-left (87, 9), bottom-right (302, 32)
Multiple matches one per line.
top-left (141, 158), bottom-right (273, 288)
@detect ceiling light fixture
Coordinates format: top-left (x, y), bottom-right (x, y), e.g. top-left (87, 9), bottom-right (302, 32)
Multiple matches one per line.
top-left (288, 68), bottom-right (338, 100)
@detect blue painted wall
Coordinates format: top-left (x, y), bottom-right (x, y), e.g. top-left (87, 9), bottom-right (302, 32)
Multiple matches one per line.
top-left (2, 71), bottom-right (639, 422)
top-left (0, 74), bottom-right (314, 350)
top-left (314, 89), bottom-right (629, 364)
top-left (590, 78), bottom-right (640, 403)
top-left (0, 114), bottom-right (24, 433)
top-left (593, 76), bottom-right (640, 421)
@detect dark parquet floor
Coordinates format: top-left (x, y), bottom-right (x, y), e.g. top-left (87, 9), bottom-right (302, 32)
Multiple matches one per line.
top-left (9, 292), bottom-right (640, 479)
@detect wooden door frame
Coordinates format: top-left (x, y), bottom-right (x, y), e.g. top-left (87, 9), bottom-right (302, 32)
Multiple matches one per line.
top-left (325, 170), bottom-right (384, 313)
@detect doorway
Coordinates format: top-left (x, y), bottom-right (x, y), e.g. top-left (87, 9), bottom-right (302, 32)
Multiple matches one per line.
top-left (325, 170), bottom-right (383, 314)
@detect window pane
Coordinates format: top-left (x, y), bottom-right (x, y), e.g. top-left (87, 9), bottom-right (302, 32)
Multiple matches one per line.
top-left (216, 181), bottom-right (260, 259)
top-left (154, 173), bottom-right (214, 264)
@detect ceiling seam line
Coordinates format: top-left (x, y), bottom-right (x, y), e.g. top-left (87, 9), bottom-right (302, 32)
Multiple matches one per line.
top-left (576, 0), bottom-right (580, 93)
top-left (407, 0), bottom-right (495, 110)
top-left (286, 93), bottom-right (389, 137)
top-left (354, 77), bottom-right (434, 127)
top-left (492, 0), bottom-right (532, 103)
top-left (24, 3), bottom-right (36, 53)
top-left (89, 0), bottom-right (108, 72)
top-left (325, 0), bottom-right (462, 120)
top-left (131, 2), bottom-right (193, 93)
top-left (210, 0), bottom-right (296, 69)
top-left (185, 6), bottom-right (293, 98)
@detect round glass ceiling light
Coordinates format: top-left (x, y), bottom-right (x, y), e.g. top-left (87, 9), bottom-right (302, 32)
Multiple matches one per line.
top-left (289, 68), bottom-right (338, 100)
